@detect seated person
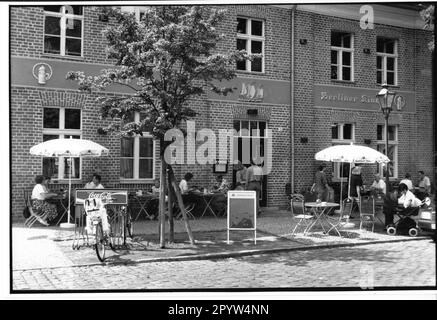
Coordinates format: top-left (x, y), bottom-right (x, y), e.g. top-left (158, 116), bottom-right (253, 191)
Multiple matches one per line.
top-left (84, 173), bottom-right (104, 189)
top-left (213, 175), bottom-right (230, 194)
top-left (416, 170), bottom-right (431, 200)
top-left (84, 197), bottom-right (110, 235)
top-left (397, 182), bottom-right (422, 217)
top-left (179, 172), bottom-right (194, 195)
top-left (151, 179), bottom-right (160, 196)
top-left (370, 174), bottom-right (386, 196)
top-left (399, 173), bottom-right (413, 191)
top-left (31, 175), bottom-right (58, 225)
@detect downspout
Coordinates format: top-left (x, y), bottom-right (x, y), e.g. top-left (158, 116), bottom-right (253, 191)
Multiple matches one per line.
top-left (290, 5), bottom-right (296, 193)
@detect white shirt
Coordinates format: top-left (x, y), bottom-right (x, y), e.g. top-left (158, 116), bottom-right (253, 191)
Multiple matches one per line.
top-left (400, 179), bottom-right (413, 190)
top-left (179, 179), bottom-right (188, 194)
top-left (84, 182), bottom-right (104, 189)
top-left (398, 190), bottom-right (422, 208)
top-left (371, 179), bottom-right (386, 195)
top-left (31, 184), bottom-right (46, 200)
top-left (418, 176), bottom-right (431, 190)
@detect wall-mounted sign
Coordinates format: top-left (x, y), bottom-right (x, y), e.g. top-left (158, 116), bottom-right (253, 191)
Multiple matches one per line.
top-left (227, 190), bottom-right (257, 244)
top-left (239, 82), bottom-right (264, 102)
top-left (314, 84), bottom-right (416, 113)
top-left (75, 189), bottom-right (128, 205)
top-left (32, 62), bottom-right (53, 85)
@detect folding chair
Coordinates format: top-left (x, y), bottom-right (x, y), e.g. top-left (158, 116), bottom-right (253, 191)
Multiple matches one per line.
top-left (23, 190), bottom-right (49, 228)
top-left (359, 196), bottom-right (376, 232)
top-left (327, 197), bottom-right (354, 237)
top-left (290, 193), bottom-right (313, 236)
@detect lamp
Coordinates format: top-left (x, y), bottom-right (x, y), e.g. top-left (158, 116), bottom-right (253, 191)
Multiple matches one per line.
top-left (376, 83), bottom-right (397, 191)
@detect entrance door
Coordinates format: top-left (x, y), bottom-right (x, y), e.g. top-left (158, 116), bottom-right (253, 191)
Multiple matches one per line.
top-left (232, 120), bottom-right (268, 207)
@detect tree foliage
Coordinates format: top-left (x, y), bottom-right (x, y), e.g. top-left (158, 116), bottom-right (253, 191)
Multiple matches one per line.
top-left (420, 4), bottom-right (434, 51)
top-left (67, 6), bottom-right (249, 140)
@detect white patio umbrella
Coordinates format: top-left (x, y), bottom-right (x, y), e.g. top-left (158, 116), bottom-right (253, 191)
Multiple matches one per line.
top-left (30, 137), bottom-right (109, 228)
top-left (315, 143), bottom-right (390, 206)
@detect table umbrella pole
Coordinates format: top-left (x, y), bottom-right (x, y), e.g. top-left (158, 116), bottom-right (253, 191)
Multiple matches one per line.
top-left (60, 156), bottom-right (75, 229)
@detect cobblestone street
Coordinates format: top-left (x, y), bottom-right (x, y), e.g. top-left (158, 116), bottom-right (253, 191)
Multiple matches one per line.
top-left (13, 239), bottom-right (435, 291)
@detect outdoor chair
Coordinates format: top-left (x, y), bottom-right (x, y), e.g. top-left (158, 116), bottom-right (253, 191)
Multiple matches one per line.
top-left (359, 196), bottom-right (376, 232)
top-left (290, 193), bottom-right (313, 236)
top-left (23, 190), bottom-right (49, 228)
top-left (327, 197), bottom-right (355, 237)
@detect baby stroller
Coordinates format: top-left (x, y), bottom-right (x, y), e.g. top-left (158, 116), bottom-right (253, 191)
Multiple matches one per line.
top-left (386, 205), bottom-right (420, 237)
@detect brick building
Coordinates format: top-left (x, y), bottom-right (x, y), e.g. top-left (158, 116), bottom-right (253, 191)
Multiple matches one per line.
top-left (10, 4), bottom-right (433, 220)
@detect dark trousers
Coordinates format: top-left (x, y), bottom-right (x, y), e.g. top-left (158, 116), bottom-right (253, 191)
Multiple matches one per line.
top-left (246, 181), bottom-right (261, 214)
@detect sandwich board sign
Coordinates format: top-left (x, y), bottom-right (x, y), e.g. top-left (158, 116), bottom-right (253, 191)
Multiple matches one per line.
top-left (227, 190), bottom-right (257, 244)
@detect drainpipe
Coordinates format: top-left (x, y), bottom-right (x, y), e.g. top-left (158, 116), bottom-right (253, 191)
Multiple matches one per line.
top-left (290, 5), bottom-right (296, 193)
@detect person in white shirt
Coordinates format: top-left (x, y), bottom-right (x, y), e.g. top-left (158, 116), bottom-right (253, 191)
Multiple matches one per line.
top-left (397, 182), bottom-right (422, 217)
top-left (31, 175), bottom-right (58, 225)
top-left (84, 173), bottom-right (104, 189)
top-left (399, 173), bottom-right (413, 191)
top-left (417, 170), bottom-right (431, 200)
top-left (179, 172), bottom-right (193, 194)
top-left (370, 174), bottom-right (386, 195)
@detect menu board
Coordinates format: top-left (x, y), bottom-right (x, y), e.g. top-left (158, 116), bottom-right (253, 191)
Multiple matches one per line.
top-left (227, 191), bottom-right (257, 244)
top-left (75, 189), bottom-right (128, 205)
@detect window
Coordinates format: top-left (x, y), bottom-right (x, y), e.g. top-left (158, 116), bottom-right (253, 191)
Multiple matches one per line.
top-left (331, 31), bottom-right (354, 81)
top-left (376, 37), bottom-right (398, 85)
top-left (233, 120), bottom-right (268, 164)
top-left (43, 6), bottom-right (83, 57)
top-left (236, 17), bottom-right (264, 73)
top-left (120, 6), bottom-right (149, 22)
top-left (376, 124), bottom-right (398, 179)
top-left (120, 112), bottom-right (155, 180)
top-left (331, 123), bottom-right (355, 180)
top-left (42, 107), bottom-right (82, 180)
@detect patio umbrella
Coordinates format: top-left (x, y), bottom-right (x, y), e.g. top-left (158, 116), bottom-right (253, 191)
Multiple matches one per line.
top-left (315, 143), bottom-right (390, 206)
top-left (30, 137), bottom-right (109, 228)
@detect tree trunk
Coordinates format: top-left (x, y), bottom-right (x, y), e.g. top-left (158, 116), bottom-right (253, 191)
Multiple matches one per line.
top-left (167, 169), bottom-right (174, 243)
top-left (167, 165), bottom-right (195, 245)
top-left (159, 155), bottom-right (167, 248)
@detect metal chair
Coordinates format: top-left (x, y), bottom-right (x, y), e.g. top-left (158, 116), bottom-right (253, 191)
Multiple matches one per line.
top-left (290, 193), bottom-right (313, 236)
top-left (327, 197), bottom-right (354, 237)
top-left (359, 196), bottom-right (376, 232)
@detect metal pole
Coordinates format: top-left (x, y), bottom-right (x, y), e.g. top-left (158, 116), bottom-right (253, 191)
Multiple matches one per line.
top-left (385, 114), bottom-right (390, 193)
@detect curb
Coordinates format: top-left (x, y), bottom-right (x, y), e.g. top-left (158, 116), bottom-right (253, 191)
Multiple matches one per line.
top-left (14, 235), bottom-right (432, 271)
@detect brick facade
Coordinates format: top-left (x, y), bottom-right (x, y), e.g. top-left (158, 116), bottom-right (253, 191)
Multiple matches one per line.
top-left (10, 5), bottom-right (433, 220)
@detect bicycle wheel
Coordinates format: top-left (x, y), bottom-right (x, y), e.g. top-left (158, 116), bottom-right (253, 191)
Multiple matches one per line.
top-left (126, 208), bottom-right (134, 239)
top-left (95, 223), bottom-right (106, 262)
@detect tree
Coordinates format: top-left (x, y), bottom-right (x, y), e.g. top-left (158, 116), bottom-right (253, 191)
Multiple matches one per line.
top-left (67, 6), bottom-right (248, 247)
top-left (420, 4), bottom-right (434, 51)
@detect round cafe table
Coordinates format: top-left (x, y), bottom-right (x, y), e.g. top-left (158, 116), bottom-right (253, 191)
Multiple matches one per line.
top-left (304, 202), bottom-right (340, 235)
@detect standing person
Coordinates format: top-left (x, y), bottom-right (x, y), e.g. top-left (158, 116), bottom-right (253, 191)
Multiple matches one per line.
top-left (31, 175), bottom-right (58, 226)
top-left (234, 161), bottom-right (247, 190)
top-left (400, 173), bottom-right (413, 191)
top-left (84, 173), bottom-right (104, 189)
top-left (370, 173), bottom-right (386, 196)
top-left (350, 164), bottom-right (363, 200)
top-left (179, 172), bottom-right (193, 195)
top-left (246, 158), bottom-right (263, 216)
top-left (417, 170), bottom-right (431, 200)
top-left (314, 164), bottom-right (329, 201)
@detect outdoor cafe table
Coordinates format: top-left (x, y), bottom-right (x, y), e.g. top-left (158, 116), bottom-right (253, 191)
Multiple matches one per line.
top-left (304, 202), bottom-right (340, 235)
top-left (47, 193), bottom-right (75, 226)
top-left (189, 191), bottom-right (226, 218)
top-left (128, 193), bottom-right (159, 221)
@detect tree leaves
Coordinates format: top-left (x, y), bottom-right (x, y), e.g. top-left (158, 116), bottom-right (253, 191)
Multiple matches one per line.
top-left (67, 6), bottom-right (246, 139)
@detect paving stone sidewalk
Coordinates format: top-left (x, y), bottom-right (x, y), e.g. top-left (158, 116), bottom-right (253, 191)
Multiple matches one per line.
top-left (12, 208), bottom-right (433, 270)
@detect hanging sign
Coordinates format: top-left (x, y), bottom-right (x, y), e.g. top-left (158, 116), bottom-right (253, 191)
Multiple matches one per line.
top-left (227, 190), bottom-right (257, 244)
top-left (75, 189), bottom-right (128, 205)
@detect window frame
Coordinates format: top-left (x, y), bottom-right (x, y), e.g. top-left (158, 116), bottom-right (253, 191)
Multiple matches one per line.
top-left (376, 37), bottom-right (398, 86)
top-left (331, 122), bottom-right (355, 181)
top-left (42, 107), bottom-right (82, 181)
top-left (43, 5), bottom-right (84, 57)
top-left (236, 17), bottom-right (265, 73)
top-left (119, 112), bottom-right (156, 182)
top-left (376, 124), bottom-right (398, 179)
top-left (330, 31), bottom-right (354, 82)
